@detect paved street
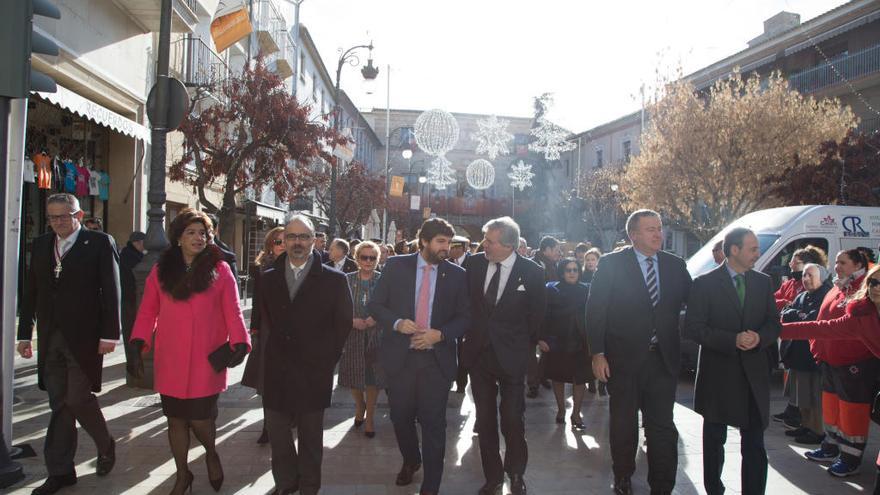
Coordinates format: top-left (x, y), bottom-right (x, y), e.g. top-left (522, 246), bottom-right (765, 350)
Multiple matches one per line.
top-left (8, 347), bottom-right (879, 495)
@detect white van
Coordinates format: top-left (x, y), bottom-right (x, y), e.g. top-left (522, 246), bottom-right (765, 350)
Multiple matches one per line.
top-left (680, 205), bottom-right (880, 369)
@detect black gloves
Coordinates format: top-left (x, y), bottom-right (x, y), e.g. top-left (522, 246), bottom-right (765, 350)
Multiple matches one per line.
top-left (128, 339), bottom-right (146, 379)
top-left (228, 343), bottom-right (249, 368)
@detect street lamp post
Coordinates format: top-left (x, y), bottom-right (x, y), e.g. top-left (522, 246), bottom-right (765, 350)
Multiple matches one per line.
top-left (330, 42), bottom-right (377, 238)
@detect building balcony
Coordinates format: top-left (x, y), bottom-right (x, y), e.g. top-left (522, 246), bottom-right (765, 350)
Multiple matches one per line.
top-left (266, 31), bottom-right (296, 80)
top-left (111, 0), bottom-right (200, 33)
top-left (251, 0), bottom-right (287, 56)
top-left (171, 35), bottom-right (229, 89)
top-left (788, 43), bottom-right (880, 94)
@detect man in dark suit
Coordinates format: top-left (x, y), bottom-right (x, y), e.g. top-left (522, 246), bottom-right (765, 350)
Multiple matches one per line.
top-left (368, 218), bottom-right (470, 495)
top-left (586, 209), bottom-right (692, 495)
top-left (460, 216), bottom-right (546, 495)
top-left (206, 213), bottom-right (239, 287)
top-left (325, 238), bottom-right (358, 273)
top-left (314, 232), bottom-right (331, 263)
top-left (685, 227), bottom-right (781, 495)
top-left (258, 215), bottom-right (353, 495)
top-left (449, 235), bottom-right (471, 393)
top-left (18, 193), bottom-right (120, 495)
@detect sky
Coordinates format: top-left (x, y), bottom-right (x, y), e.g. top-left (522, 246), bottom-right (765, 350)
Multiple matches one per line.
top-left (288, 0), bottom-right (844, 133)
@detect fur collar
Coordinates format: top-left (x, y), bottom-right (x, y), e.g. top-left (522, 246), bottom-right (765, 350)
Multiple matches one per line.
top-left (157, 244), bottom-right (223, 300)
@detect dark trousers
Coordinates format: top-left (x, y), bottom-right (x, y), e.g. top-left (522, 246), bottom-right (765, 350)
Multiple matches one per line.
top-left (525, 345), bottom-right (544, 389)
top-left (607, 349), bottom-right (678, 491)
top-left (470, 347), bottom-right (528, 484)
top-left (455, 338), bottom-right (468, 391)
top-left (265, 407), bottom-right (325, 495)
top-left (43, 333), bottom-right (111, 477)
top-left (703, 394), bottom-right (767, 495)
top-left (386, 350), bottom-right (452, 493)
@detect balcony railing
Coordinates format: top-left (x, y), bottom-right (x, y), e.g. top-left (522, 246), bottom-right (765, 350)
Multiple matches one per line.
top-left (788, 43), bottom-right (880, 94)
top-left (266, 31), bottom-right (296, 80)
top-left (171, 36), bottom-right (229, 88)
top-left (252, 0), bottom-right (287, 56)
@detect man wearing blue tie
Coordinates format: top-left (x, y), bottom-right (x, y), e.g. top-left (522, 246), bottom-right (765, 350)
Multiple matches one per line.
top-left (369, 218), bottom-right (470, 495)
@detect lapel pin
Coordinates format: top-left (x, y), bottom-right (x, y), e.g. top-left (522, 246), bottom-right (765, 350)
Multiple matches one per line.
top-left (84, 240), bottom-right (89, 245)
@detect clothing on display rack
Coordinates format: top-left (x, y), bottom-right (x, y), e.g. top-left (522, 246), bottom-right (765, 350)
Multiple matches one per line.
top-left (98, 170), bottom-right (110, 201)
top-left (88, 167), bottom-right (100, 196)
top-left (23, 158), bottom-right (36, 184)
top-left (33, 153), bottom-right (52, 190)
top-left (75, 161), bottom-right (90, 196)
top-left (52, 157), bottom-right (63, 191)
top-left (63, 159), bottom-right (76, 193)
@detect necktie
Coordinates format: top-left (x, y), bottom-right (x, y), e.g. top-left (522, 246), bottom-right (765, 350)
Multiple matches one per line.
top-left (415, 264), bottom-right (433, 329)
top-left (485, 262), bottom-right (502, 308)
top-left (645, 257), bottom-right (659, 307)
top-left (734, 274), bottom-right (745, 307)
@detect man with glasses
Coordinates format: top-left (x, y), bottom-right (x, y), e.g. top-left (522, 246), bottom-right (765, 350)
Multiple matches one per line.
top-left (368, 218), bottom-right (470, 495)
top-left (257, 215), bottom-right (353, 495)
top-left (18, 193), bottom-right (121, 494)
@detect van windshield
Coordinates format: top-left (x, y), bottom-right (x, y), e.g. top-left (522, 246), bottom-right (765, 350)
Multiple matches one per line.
top-left (687, 234), bottom-right (780, 278)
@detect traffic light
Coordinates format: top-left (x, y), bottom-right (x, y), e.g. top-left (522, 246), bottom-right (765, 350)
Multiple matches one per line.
top-left (0, 0), bottom-right (61, 98)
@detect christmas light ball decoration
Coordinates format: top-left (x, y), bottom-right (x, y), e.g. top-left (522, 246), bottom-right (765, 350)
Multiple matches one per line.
top-left (414, 109), bottom-right (460, 156)
top-left (466, 159), bottom-right (495, 190)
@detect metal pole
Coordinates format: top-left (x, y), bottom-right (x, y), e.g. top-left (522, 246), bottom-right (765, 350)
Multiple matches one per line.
top-left (132, 0), bottom-right (172, 389)
top-left (291, 0), bottom-right (303, 98)
top-left (331, 62), bottom-right (342, 239)
top-left (382, 65), bottom-right (390, 242)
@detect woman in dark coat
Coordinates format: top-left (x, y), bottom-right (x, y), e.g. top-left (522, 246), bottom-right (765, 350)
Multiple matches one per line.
top-left (538, 258), bottom-right (592, 430)
top-left (337, 241), bottom-right (385, 437)
top-left (779, 263), bottom-right (831, 445)
top-left (242, 226), bottom-right (286, 444)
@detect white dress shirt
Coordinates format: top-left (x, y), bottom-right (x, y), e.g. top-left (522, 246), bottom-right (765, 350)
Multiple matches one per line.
top-left (482, 251), bottom-right (518, 304)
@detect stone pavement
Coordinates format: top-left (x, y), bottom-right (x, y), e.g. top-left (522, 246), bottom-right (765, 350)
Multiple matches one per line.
top-left (7, 348), bottom-right (879, 494)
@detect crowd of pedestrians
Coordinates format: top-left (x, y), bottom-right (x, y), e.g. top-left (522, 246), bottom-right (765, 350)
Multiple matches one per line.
top-left (14, 192), bottom-right (880, 495)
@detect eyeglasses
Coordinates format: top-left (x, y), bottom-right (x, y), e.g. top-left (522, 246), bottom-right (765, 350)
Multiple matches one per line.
top-left (47, 213), bottom-right (77, 222)
top-left (868, 278), bottom-right (880, 288)
top-left (564, 268), bottom-right (580, 273)
top-left (272, 239), bottom-right (284, 245)
top-left (284, 233), bottom-right (314, 242)
top-left (359, 255), bottom-right (378, 262)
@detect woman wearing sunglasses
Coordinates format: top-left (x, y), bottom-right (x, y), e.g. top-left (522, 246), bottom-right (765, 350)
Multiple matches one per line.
top-left (338, 240), bottom-right (385, 438)
top-left (242, 226), bottom-right (286, 444)
top-left (537, 257), bottom-right (591, 431)
top-left (781, 263), bottom-right (880, 490)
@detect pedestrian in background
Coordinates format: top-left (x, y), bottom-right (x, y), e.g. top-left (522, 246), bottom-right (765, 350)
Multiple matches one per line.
top-left (119, 231), bottom-right (145, 380)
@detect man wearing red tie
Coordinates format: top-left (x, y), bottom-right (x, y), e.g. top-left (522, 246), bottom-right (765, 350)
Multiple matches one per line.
top-left (369, 218), bottom-right (471, 495)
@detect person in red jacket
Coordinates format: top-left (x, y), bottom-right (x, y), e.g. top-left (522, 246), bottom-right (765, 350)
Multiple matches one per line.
top-left (781, 263), bottom-right (880, 493)
top-left (797, 249), bottom-right (874, 477)
top-left (773, 245), bottom-right (829, 428)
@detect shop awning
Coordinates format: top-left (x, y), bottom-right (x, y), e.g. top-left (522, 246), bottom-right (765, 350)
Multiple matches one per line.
top-left (34, 85), bottom-right (152, 143)
top-left (247, 200), bottom-right (286, 224)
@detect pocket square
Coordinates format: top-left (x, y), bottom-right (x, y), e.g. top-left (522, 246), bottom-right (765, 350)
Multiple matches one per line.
top-left (517, 284), bottom-right (526, 291)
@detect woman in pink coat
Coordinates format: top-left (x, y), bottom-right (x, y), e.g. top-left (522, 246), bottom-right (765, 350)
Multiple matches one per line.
top-left (130, 209), bottom-right (250, 495)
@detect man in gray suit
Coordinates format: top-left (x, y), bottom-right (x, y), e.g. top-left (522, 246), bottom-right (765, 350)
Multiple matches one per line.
top-left (685, 227), bottom-right (781, 495)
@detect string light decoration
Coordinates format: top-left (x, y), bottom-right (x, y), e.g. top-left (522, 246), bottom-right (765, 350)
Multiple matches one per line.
top-left (508, 160), bottom-right (535, 191)
top-left (425, 155), bottom-right (457, 190)
top-left (414, 109), bottom-right (460, 156)
top-left (529, 117), bottom-right (576, 161)
top-left (472, 115), bottom-right (514, 159)
top-left (466, 159), bottom-right (495, 190)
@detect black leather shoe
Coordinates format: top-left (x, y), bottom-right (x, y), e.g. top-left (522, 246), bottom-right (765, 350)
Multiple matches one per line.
top-left (32, 474), bottom-right (77, 495)
top-left (477, 481), bottom-right (503, 495)
top-left (257, 426), bottom-right (269, 444)
top-left (395, 462), bottom-right (421, 486)
top-left (269, 485), bottom-right (298, 495)
top-left (96, 438), bottom-right (116, 476)
top-left (509, 473), bottom-right (527, 494)
top-left (614, 477), bottom-right (633, 495)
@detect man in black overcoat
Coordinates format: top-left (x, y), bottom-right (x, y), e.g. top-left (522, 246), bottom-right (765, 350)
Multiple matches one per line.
top-left (258, 215), bottom-right (353, 495)
top-left (460, 216), bottom-right (546, 495)
top-left (18, 193), bottom-right (120, 494)
top-left (586, 210), bottom-right (692, 495)
top-left (685, 227), bottom-right (781, 495)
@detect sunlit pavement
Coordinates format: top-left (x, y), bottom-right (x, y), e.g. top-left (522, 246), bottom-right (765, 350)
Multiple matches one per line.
top-left (8, 347), bottom-right (878, 494)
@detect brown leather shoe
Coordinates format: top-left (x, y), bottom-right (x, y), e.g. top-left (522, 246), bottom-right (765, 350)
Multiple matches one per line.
top-left (395, 462), bottom-right (421, 486)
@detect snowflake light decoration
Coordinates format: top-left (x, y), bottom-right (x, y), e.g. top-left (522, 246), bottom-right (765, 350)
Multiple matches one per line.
top-left (508, 160), bottom-right (535, 191)
top-left (472, 115), bottom-right (513, 160)
top-left (414, 109), bottom-right (460, 156)
top-left (425, 155), bottom-right (457, 190)
top-left (529, 117), bottom-right (576, 161)
top-left (466, 159), bottom-right (495, 190)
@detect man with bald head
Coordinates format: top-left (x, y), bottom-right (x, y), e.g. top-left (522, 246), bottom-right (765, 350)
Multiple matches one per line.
top-left (257, 215), bottom-right (353, 495)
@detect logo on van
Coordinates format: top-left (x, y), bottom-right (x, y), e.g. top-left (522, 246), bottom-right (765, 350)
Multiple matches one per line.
top-left (842, 216), bottom-right (869, 237)
top-left (820, 215), bottom-right (836, 227)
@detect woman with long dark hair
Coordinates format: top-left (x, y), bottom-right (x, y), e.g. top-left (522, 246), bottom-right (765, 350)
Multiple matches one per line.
top-left (243, 226), bottom-right (286, 444)
top-left (130, 209), bottom-right (250, 494)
